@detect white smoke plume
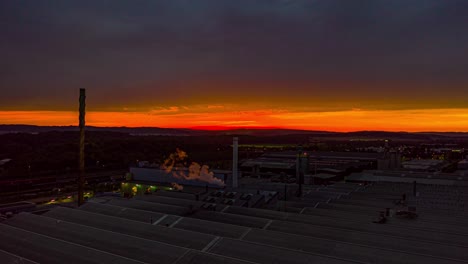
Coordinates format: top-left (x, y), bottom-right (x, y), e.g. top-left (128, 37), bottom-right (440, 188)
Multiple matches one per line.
top-left (162, 149), bottom-right (225, 186)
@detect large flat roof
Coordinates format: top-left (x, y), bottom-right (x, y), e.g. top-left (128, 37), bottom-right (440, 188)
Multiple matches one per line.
top-left (2, 181), bottom-right (468, 263)
top-left (0, 224), bottom-right (144, 264)
top-left (264, 151), bottom-right (384, 160)
top-left (4, 213), bottom-right (189, 264)
top-left (0, 249), bottom-right (37, 264)
top-left (44, 207), bottom-right (216, 251)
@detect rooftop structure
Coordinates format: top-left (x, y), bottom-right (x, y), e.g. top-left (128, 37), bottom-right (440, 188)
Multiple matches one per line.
top-left (1, 181), bottom-right (468, 263)
top-left (129, 167), bottom-right (229, 188)
top-left (241, 151), bottom-right (386, 179)
top-left (402, 159), bottom-right (445, 171)
top-left (347, 170), bottom-right (468, 186)
top-left (0, 159), bottom-right (12, 166)
top-left (459, 159), bottom-right (468, 170)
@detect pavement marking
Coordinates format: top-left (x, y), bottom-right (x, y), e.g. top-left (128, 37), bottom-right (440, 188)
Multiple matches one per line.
top-left (169, 217), bottom-right (184, 228)
top-left (220, 205), bottom-right (230, 212)
top-left (299, 207), bottom-right (307, 214)
top-left (314, 202), bottom-right (320, 208)
top-left (262, 220), bottom-right (273, 230)
top-left (152, 214), bottom-right (168, 225)
top-left (201, 236), bottom-right (221, 252)
top-left (239, 228), bottom-right (252, 240)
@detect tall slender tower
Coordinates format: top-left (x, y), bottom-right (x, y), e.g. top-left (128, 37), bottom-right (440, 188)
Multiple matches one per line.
top-left (232, 137), bottom-right (238, 188)
top-left (78, 88), bottom-right (86, 206)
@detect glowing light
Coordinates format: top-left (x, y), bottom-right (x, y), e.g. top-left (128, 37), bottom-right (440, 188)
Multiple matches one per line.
top-left (1, 107), bottom-right (468, 132)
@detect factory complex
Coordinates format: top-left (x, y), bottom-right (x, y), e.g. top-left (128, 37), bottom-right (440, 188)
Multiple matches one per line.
top-left (2, 137), bottom-right (468, 263)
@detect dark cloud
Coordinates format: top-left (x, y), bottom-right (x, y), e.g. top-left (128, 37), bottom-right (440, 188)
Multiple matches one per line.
top-left (0, 0), bottom-right (467, 110)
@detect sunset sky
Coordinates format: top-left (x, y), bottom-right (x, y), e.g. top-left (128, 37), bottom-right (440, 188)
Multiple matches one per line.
top-left (1, 0), bottom-right (467, 131)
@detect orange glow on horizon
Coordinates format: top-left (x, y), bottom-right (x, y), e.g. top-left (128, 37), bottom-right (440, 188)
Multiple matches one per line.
top-left (189, 126), bottom-right (282, 130)
top-left (1, 108), bottom-right (468, 132)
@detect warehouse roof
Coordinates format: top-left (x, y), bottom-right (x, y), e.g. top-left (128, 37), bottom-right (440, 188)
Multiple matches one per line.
top-left (0, 249), bottom-right (37, 264)
top-left (0, 224), bottom-right (144, 264)
top-left (2, 182), bottom-right (468, 264)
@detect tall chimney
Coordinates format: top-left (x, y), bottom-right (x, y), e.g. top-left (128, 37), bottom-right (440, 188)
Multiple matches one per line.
top-left (232, 137), bottom-right (238, 188)
top-left (78, 88), bottom-right (86, 206)
top-left (296, 153), bottom-right (301, 197)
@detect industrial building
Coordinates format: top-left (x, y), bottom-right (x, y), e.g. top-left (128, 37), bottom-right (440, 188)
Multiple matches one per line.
top-left (1, 180), bottom-right (468, 264)
top-left (2, 137), bottom-right (468, 263)
top-left (347, 170), bottom-right (468, 186)
top-left (240, 151), bottom-right (403, 184)
top-left (0, 158), bottom-right (12, 178)
top-left (401, 159), bottom-right (445, 171)
top-left (458, 159), bottom-right (468, 170)
top-left (242, 151), bottom-right (385, 173)
top-left (128, 167), bottom-right (230, 188)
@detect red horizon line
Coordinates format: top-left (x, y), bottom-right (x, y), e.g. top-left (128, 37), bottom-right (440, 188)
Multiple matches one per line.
top-left (1, 124), bottom-right (466, 133)
top-left (188, 125), bottom-right (286, 131)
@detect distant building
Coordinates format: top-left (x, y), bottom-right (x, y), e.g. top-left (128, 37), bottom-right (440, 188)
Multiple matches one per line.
top-left (138, 161), bottom-right (150, 168)
top-left (401, 159), bottom-right (444, 171)
top-left (377, 151), bottom-right (401, 170)
top-left (0, 158), bottom-right (12, 177)
top-left (129, 167), bottom-right (228, 188)
top-left (241, 151), bottom-right (386, 181)
top-left (459, 160), bottom-right (468, 170)
top-left (0, 158), bottom-right (12, 166)
top-left (347, 169), bottom-right (467, 186)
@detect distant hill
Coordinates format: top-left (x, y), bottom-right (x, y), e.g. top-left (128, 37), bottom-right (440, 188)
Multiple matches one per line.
top-left (0, 125), bottom-right (193, 136)
top-left (0, 125), bottom-right (321, 136)
top-left (0, 124), bottom-right (467, 140)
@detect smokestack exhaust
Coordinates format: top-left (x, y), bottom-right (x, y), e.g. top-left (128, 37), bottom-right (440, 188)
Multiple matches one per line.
top-left (232, 137), bottom-right (238, 188)
top-left (78, 88), bottom-right (86, 206)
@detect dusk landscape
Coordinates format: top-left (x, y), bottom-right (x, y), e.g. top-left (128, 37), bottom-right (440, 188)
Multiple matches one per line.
top-left (1, 0), bottom-right (467, 131)
top-left (1, 1), bottom-right (468, 264)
